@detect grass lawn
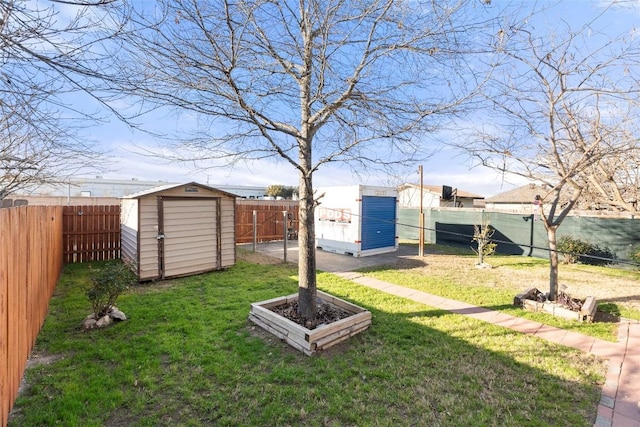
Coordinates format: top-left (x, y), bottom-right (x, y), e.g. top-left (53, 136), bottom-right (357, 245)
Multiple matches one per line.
top-left (360, 244), bottom-right (640, 341)
top-left (9, 250), bottom-right (607, 426)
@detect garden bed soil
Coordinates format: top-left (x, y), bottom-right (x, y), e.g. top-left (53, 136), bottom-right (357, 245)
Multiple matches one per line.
top-left (268, 299), bottom-right (352, 329)
top-left (514, 288), bottom-right (598, 323)
top-left (249, 291), bottom-right (371, 355)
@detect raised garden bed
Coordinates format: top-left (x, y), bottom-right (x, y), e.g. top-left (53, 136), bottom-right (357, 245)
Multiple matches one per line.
top-left (249, 290), bottom-right (372, 355)
top-left (514, 288), bottom-right (597, 323)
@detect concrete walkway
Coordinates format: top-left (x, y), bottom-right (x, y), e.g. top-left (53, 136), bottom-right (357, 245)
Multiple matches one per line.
top-left (248, 242), bottom-right (640, 427)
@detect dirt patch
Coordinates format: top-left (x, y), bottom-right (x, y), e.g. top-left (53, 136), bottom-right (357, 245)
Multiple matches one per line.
top-left (237, 248), bottom-right (286, 265)
top-left (26, 352), bottom-right (65, 369)
top-left (14, 352), bottom-right (66, 400)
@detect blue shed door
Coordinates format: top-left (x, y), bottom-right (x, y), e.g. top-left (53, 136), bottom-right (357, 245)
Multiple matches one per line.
top-left (361, 196), bottom-right (396, 250)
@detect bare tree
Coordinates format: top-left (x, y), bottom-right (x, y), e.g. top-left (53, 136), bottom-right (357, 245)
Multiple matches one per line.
top-left (0, 1), bottom-right (110, 199)
top-left (462, 9), bottom-right (640, 299)
top-left (97, 0), bottom-right (500, 318)
top-left (579, 136), bottom-right (640, 213)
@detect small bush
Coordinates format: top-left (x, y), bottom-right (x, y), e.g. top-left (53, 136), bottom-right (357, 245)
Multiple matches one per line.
top-left (556, 235), bottom-right (615, 266)
top-left (629, 245), bottom-right (640, 267)
top-left (472, 222), bottom-right (497, 265)
top-left (557, 236), bottom-right (591, 264)
top-left (88, 260), bottom-right (137, 318)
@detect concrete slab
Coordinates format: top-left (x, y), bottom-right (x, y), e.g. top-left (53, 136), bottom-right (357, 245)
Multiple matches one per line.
top-left (241, 240), bottom-right (422, 272)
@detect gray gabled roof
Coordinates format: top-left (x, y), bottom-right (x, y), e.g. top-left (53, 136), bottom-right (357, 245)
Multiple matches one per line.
top-left (121, 182), bottom-right (239, 199)
top-left (485, 184), bottom-right (550, 203)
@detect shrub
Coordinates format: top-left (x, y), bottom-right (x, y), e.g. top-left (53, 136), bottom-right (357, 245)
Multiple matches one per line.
top-left (472, 222), bottom-right (497, 265)
top-left (627, 245), bottom-right (640, 269)
top-left (557, 236), bottom-right (592, 264)
top-left (87, 260), bottom-right (137, 318)
top-left (556, 235), bottom-right (615, 266)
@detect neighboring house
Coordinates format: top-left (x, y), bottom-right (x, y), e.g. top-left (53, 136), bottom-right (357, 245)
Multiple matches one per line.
top-left (484, 183), bottom-right (552, 213)
top-left (398, 183), bottom-right (484, 208)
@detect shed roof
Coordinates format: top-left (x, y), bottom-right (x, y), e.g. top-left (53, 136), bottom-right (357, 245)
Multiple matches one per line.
top-left (121, 182), bottom-right (239, 199)
top-left (398, 183), bottom-right (484, 199)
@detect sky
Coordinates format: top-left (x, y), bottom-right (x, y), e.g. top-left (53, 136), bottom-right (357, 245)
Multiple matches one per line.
top-left (60, 0), bottom-right (640, 198)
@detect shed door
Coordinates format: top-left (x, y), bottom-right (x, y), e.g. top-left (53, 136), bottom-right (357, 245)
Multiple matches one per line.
top-left (159, 197), bottom-right (220, 279)
top-left (361, 196), bottom-right (396, 250)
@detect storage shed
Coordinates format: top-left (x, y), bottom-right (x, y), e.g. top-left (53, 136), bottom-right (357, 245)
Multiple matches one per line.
top-left (315, 185), bottom-right (398, 257)
top-left (120, 182), bottom-right (237, 281)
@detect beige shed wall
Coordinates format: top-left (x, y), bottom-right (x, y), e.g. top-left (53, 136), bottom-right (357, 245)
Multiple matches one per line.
top-left (220, 197), bottom-right (236, 268)
top-left (120, 198), bottom-right (139, 268)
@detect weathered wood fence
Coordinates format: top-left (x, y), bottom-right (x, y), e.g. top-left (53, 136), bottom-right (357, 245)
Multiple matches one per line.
top-left (1, 206), bottom-right (63, 427)
top-left (63, 205), bottom-right (121, 263)
top-left (235, 200), bottom-right (299, 243)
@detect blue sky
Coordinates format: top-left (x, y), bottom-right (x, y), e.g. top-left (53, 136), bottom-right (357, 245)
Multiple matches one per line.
top-left (66, 0), bottom-right (639, 197)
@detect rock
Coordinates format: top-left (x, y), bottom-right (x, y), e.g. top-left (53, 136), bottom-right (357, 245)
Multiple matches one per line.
top-left (109, 308), bottom-right (127, 321)
top-left (82, 317), bottom-right (98, 330)
top-left (96, 315), bottom-right (113, 328)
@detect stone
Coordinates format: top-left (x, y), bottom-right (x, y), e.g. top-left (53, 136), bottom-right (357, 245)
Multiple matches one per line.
top-left (96, 315), bottom-right (113, 328)
top-left (82, 317), bottom-right (98, 330)
top-left (109, 308), bottom-right (127, 321)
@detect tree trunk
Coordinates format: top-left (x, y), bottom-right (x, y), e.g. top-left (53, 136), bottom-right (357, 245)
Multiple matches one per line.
top-left (547, 225), bottom-right (559, 301)
top-left (297, 170), bottom-right (317, 319)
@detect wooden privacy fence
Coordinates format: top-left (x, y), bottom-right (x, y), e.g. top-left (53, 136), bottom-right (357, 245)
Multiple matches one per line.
top-left (236, 200), bottom-right (299, 243)
top-left (1, 205), bottom-right (63, 427)
top-left (63, 205), bottom-right (121, 263)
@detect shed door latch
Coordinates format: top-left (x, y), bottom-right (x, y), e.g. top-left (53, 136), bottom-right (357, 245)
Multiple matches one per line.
top-left (156, 234), bottom-right (165, 240)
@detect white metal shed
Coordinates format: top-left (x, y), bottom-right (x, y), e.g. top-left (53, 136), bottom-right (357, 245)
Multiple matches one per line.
top-left (120, 182), bottom-right (236, 280)
top-left (315, 185), bottom-right (398, 257)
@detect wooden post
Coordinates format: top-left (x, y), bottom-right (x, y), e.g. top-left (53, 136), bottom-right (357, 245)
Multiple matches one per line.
top-left (252, 210), bottom-right (257, 252)
top-left (283, 211), bottom-right (288, 262)
top-left (418, 165), bottom-right (424, 257)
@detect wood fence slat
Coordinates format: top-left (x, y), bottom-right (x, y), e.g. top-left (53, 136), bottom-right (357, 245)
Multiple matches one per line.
top-left (1, 205), bottom-right (63, 425)
top-left (0, 209), bottom-right (8, 427)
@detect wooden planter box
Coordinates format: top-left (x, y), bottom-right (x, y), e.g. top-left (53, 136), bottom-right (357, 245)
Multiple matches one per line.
top-left (514, 288), bottom-right (598, 323)
top-left (249, 291), bottom-right (372, 355)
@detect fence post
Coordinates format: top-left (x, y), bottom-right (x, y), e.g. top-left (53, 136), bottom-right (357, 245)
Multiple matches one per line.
top-left (283, 211), bottom-right (288, 263)
top-left (252, 210), bottom-right (257, 252)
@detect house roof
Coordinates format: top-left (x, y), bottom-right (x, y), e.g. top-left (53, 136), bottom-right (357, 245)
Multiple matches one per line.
top-left (121, 182), bottom-right (239, 199)
top-left (398, 183), bottom-right (484, 199)
top-left (485, 184), bottom-right (550, 203)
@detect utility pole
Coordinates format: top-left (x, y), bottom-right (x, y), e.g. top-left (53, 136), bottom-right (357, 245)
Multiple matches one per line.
top-left (418, 165), bottom-right (424, 257)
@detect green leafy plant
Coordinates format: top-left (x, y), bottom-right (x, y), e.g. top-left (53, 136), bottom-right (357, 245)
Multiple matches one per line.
top-left (87, 260), bottom-right (137, 318)
top-left (556, 236), bottom-right (614, 266)
top-left (557, 236), bottom-right (592, 264)
top-left (471, 222), bottom-right (497, 265)
top-left (629, 244), bottom-right (640, 267)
